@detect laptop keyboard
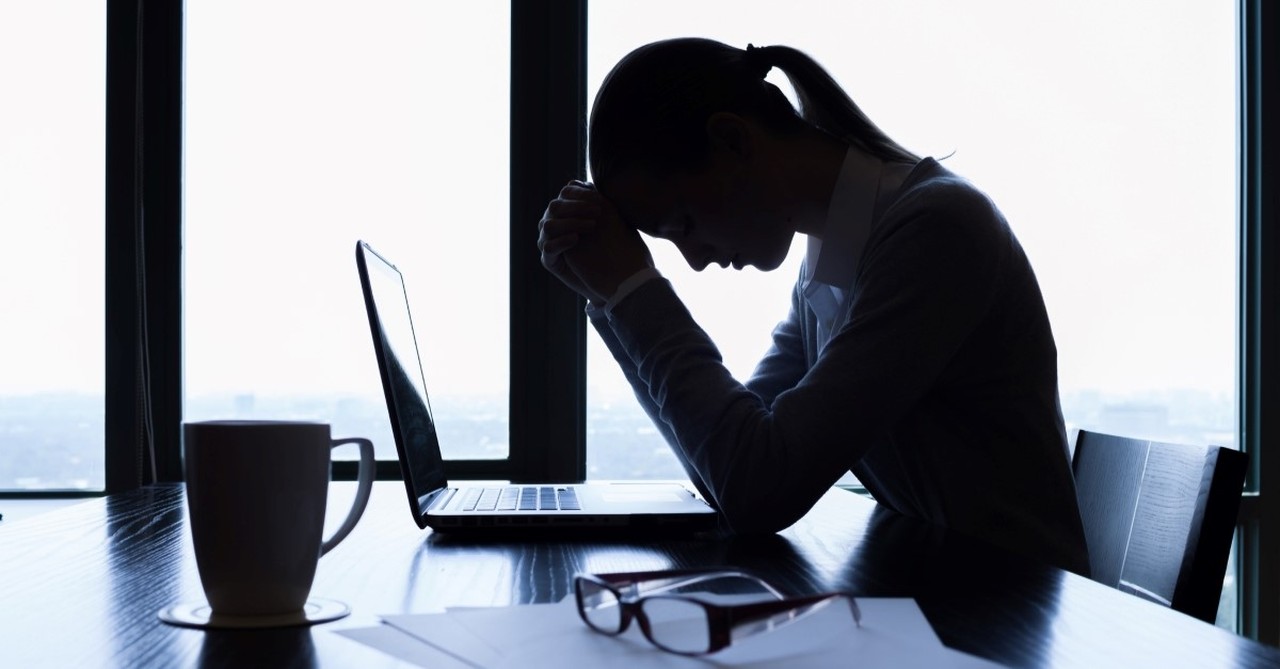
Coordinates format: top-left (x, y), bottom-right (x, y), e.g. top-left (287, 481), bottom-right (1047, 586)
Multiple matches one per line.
top-left (457, 486), bottom-right (580, 512)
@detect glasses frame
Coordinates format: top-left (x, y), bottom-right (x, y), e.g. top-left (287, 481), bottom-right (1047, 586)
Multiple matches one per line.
top-left (573, 568), bottom-right (860, 656)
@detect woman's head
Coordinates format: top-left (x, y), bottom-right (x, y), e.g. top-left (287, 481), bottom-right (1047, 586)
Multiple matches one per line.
top-left (588, 38), bottom-right (917, 270)
top-left (589, 39), bottom-right (803, 191)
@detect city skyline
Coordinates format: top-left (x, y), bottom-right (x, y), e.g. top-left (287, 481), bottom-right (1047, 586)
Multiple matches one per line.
top-left (1, 384), bottom-right (1237, 491)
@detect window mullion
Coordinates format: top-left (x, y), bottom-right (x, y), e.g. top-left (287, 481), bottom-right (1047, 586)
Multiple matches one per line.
top-left (105, 0), bottom-right (184, 493)
top-left (508, 0), bottom-right (588, 482)
top-left (1238, 0), bottom-right (1278, 643)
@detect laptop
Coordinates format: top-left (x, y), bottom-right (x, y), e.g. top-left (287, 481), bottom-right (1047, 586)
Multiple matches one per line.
top-left (355, 240), bottom-right (719, 535)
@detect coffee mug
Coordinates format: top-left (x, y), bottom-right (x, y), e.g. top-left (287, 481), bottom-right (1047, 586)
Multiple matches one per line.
top-left (182, 420), bottom-right (375, 617)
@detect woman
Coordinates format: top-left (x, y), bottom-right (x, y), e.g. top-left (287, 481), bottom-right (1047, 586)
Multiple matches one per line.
top-left (538, 38), bottom-right (1089, 576)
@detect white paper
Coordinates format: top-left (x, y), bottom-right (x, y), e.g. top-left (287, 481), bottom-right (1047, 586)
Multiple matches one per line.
top-left (333, 624), bottom-right (480, 669)
top-left (469, 598), bottom-right (999, 669)
top-left (499, 609), bottom-right (1001, 669)
top-left (336, 597), bottom-right (1003, 669)
top-left (381, 610), bottom-right (504, 668)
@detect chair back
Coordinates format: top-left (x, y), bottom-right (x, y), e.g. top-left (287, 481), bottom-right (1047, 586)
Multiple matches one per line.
top-left (1072, 430), bottom-right (1246, 623)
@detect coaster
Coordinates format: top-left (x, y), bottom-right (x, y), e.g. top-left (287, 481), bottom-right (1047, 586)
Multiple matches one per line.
top-left (158, 598), bottom-right (350, 629)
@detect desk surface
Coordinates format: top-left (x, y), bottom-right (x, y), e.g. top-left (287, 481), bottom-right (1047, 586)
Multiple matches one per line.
top-left (0, 482), bottom-right (1274, 668)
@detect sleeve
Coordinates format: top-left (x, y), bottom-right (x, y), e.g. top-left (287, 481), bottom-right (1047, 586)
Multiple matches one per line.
top-left (589, 275), bottom-right (810, 504)
top-left (602, 186), bottom-right (1008, 534)
top-left (603, 267), bottom-right (663, 315)
top-left (743, 280), bottom-right (809, 407)
top-left (587, 306), bottom-right (718, 503)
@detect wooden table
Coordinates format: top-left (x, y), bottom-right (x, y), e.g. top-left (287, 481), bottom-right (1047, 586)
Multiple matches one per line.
top-left (0, 482), bottom-right (1275, 668)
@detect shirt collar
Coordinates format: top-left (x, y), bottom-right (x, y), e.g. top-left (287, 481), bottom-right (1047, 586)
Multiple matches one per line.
top-left (803, 146), bottom-right (884, 293)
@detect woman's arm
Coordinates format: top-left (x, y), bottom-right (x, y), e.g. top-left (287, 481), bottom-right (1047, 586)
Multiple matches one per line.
top-left (601, 187), bottom-right (1008, 534)
top-left (588, 280), bottom-right (812, 507)
top-left (588, 306), bottom-right (716, 503)
top-left (743, 280), bottom-right (810, 407)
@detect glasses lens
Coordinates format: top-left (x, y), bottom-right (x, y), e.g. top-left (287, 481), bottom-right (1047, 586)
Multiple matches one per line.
top-left (576, 579), bottom-right (624, 634)
top-left (640, 596), bottom-right (711, 655)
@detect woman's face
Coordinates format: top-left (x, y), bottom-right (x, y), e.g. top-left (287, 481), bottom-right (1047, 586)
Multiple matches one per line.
top-left (603, 161), bottom-right (796, 272)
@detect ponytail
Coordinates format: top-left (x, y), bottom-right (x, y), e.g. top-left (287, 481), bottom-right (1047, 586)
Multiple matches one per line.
top-left (750, 45), bottom-right (919, 164)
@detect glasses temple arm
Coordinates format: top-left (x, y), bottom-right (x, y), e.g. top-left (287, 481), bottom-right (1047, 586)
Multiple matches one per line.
top-left (595, 569), bottom-right (785, 599)
top-left (719, 593), bottom-right (861, 644)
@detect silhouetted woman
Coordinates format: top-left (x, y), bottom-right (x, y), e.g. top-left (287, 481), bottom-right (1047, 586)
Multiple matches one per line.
top-left (538, 38), bottom-right (1089, 575)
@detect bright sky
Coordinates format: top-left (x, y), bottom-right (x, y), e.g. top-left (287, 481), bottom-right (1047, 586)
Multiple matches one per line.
top-left (1, 1), bottom-right (1236, 406)
top-left (590, 0), bottom-right (1237, 400)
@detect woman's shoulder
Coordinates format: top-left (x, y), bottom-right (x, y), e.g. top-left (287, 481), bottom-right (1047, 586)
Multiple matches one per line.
top-left (894, 158), bottom-right (1001, 217)
top-left (873, 158), bottom-right (1017, 254)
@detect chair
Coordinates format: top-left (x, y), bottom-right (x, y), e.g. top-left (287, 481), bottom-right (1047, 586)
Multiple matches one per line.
top-left (1072, 430), bottom-right (1247, 623)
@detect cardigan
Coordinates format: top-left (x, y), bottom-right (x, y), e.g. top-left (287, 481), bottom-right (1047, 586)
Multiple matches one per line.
top-left (589, 157), bottom-right (1090, 576)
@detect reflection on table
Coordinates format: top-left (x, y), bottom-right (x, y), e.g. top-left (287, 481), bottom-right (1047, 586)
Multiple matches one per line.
top-left (0, 482), bottom-right (1274, 668)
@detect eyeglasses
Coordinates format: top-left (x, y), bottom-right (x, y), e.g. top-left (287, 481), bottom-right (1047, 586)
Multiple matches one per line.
top-left (573, 568), bottom-right (860, 656)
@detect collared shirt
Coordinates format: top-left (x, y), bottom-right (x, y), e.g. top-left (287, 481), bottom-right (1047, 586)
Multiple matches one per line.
top-left (803, 146), bottom-right (884, 350)
top-left (588, 157), bottom-right (1090, 576)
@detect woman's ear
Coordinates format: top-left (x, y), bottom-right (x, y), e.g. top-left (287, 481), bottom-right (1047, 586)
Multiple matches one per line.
top-left (705, 113), bottom-right (754, 163)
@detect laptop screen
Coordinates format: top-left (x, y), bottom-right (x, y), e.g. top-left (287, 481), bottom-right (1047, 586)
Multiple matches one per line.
top-left (356, 241), bottom-right (447, 520)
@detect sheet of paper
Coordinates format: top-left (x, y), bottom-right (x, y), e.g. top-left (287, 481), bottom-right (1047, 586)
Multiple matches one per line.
top-left (480, 599), bottom-right (1003, 669)
top-left (442, 596), bottom-right (945, 653)
top-left (381, 610), bottom-right (504, 668)
top-left (333, 624), bottom-right (480, 669)
top-left (337, 597), bottom-right (1001, 669)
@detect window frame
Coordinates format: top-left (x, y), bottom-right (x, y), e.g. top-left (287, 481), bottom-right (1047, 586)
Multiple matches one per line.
top-left (503, 0), bottom-right (589, 483)
top-left (1237, 0), bottom-right (1278, 644)
top-left (39, 0), bottom-right (1278, 643)
top-left (325, 1), bottom-right (590, 483)
top-left (103, 0), bottom-right (183, 493)
top-left (92, 0), bottom-right (588, 490)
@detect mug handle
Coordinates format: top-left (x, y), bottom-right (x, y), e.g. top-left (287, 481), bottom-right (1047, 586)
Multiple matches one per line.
top-left (320, 437), bottom-right (375, 556)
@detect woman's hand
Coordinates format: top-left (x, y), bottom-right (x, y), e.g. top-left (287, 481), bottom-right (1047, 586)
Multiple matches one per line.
top-left (539, 181), bottom-right (604, 302)
top-left (538, 181), bottom-right (653, 306)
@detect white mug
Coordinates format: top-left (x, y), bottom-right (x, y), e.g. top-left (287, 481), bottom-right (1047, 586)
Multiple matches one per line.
top-left (182, 420), bottom-right (375, 616)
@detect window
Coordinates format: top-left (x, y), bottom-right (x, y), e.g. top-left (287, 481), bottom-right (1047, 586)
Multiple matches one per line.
top-left (184, 1), bottom-right (511, 463)
top-left (0, 3), bottom-right (106, 491)
top-left (53, 0), bottom-right (1273, 643)
top-left (586, 0), bottom-right (1236, 471)
top-left (586, 0), bottom-right (1237, 626)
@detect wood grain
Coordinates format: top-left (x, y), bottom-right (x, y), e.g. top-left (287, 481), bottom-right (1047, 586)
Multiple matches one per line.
top-left (0, 482), bottom-right (1273, 668)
